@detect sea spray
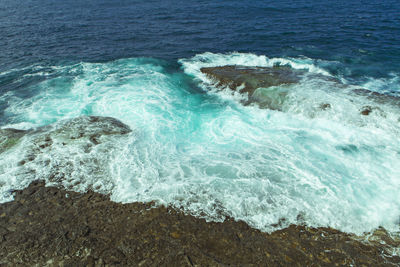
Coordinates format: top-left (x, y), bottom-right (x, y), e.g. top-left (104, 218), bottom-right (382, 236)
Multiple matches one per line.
top-left (0, 54), bottom-right (399, 236)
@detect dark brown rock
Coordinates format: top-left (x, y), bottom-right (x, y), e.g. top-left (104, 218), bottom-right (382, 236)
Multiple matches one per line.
top-left (0, 181), bottom-right (399, 266)
top-left (201, 65), bottom-right (306, 110)
top-left (320, 103), bottom-right (332, 110)
top-left (201, 65), bottom-right (305, 94)
top-left (361, 106), bottom-right (372, 115)
top-left (201, 65), bottom-right (400, 115)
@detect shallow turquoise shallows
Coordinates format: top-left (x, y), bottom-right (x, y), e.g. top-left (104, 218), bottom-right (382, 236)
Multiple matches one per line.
top-left (1, 53), bottom-right (399, 237)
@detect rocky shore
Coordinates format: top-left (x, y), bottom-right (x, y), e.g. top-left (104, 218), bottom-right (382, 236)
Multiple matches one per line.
top-left (1, 79), bottom-right (400, 266)
top-left (1, 181), bottom-right (399, 266)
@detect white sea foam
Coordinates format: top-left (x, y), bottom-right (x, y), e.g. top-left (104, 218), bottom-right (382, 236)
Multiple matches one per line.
top-left (361, 72), bottom-right (400, 96)
top-left (179, 52), bottom-right (332, 81)
top-left (0, 54), bottom-right (399, 237)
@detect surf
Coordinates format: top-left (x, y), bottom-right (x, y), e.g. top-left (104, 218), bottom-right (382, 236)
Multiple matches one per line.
top-left (0, 53), bottom-right (399, 237)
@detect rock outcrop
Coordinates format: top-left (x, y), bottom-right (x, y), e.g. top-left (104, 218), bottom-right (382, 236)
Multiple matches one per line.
top-left (200, 65), bottom-right (399, 116)
top-left (201, 65), bottom-right (306, 110)
top-left (201, 65), bottom-right (305, 94)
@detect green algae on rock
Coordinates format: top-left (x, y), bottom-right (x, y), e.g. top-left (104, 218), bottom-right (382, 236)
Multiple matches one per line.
top-left (0, 128), bottom-right (28, 154)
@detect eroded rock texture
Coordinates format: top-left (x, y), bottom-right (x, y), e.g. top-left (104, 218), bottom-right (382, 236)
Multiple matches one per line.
top-left (1, 181), bottom-right (399, 266)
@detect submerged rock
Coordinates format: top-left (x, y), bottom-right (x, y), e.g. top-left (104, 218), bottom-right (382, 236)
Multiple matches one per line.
top-left (49, 116), bottom-right (132, 140)
top-left (0, 116), bottom-right (131, 154)
top-left (1, 116), bottom-right (131, 193)
top-left (353, 88), bottom-right (400, 107)
top-left (0, 181), bottom-right (398, 266)
top-left (0, 128), bottom-right (28, 154)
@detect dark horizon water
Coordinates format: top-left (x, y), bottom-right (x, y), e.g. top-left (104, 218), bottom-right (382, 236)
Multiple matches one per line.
top-left (1, 0), bottom-right (400, 236)
top-left (1, 0), bottom-right (399, 78)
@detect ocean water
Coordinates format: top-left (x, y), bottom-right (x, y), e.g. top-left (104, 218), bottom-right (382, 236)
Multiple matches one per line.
top-left (0, 0), bottom-right (400, 235)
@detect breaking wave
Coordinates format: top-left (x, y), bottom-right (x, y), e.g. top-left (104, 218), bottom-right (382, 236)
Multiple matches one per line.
top-left (1, 53), bottom-right (399, 236)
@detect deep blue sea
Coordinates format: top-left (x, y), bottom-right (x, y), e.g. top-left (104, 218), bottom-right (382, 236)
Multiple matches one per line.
top-left (1, 0), bottom-right (400, 236)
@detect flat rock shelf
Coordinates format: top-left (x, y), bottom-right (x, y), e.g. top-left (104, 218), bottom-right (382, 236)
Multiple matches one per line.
top-left (0, 181), bottom-right (399, 266)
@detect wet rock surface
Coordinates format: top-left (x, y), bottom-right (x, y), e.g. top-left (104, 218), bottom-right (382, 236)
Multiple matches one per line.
top-left (200, 65), bottom-right (305, 94)
top-left (353, 89), bottom-right (400, 108)
top-left (1, 181), bottom-right (399, 266)
top-left (200, 65), bottom-right (400, 114)
top-left (0, 116), bottom-right (132, 196)
top-left (0, 116), bottom-right (131, 154)
top-left (48, 116), bottom-right (132, 140)
top-left (201, 65), bottom-right (305, 109)
top-left (0, 128), bottom-right (28, 154)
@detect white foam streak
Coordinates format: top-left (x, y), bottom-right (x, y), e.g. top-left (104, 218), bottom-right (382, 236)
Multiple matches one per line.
top-left (179, 52), bottom-right (332, 79)
top-left (362, 72), bottom-right (400, 96)
top-left (0, 55), bottom-right (400, 237)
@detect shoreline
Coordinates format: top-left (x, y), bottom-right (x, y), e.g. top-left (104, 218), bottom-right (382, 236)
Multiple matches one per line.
top-left (1, 181), bottom-right (399, 266)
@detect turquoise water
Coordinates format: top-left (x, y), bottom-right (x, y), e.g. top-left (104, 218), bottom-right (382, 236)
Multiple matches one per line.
top-left (1, 53), bottom-right (399, 235)
top-left (1, 0), bottom-right (399, 237)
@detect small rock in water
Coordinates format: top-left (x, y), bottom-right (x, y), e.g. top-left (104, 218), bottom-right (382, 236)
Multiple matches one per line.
top-left (361, 106), bottom-right (373, 115)
top-left (319, 103), bottom-right (331, 110)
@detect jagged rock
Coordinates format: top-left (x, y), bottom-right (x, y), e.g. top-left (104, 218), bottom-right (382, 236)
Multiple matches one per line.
top-left (0, 181), bottom-right (398, 266)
